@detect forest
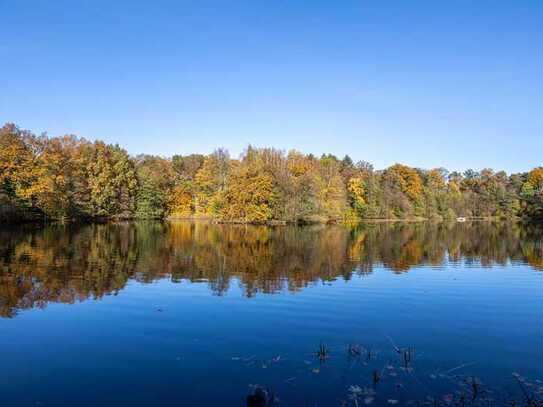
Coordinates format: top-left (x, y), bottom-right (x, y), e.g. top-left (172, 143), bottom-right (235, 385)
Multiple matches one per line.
top-left (1, 123), bottom-right (542, 223)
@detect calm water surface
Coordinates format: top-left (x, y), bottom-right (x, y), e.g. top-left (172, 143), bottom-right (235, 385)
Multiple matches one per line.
top-left (1, 222), bottom-right (542, 406)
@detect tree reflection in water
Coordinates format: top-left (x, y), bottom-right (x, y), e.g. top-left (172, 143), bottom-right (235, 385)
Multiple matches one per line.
top-left (1, 221), bottom-right (542, 317)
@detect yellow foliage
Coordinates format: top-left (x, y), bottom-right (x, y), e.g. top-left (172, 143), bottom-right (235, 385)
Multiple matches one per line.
top-left (221, 160), bottom-right (275, 222)
top-left (287, 150), bottom-right (313, 177)
top-left (194, 151), bottom-right (229, 215)
top-left (167, 184), bottom-right (193, 216)
top-left (387, 164), bottom-right (423, 201)
top-left (527, 167), bottom-right (543, 190)
top-left (427, 169), bottom-right (446, 191)
top-left (348, 177), bottom-right (365, 206)
top-left (448, 180), bottom-right (461, 196)
top-left (314, 159), bottom-right (346, 221)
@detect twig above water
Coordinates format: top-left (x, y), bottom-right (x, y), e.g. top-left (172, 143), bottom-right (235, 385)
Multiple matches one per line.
top-left (443, 362), bottom-right (477, 375)
top-left (385, 334), bottom-right (401, 354)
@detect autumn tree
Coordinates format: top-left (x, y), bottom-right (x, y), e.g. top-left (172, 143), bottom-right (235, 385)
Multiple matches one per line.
top-left (194, 148), bottom-right (230, 216)
top-left (134, 155), bottom-right (175, 219)
top-left (381, 164), bottom-right (423, 218)
top-left (1, 122), bottom-right (541, 223)
top-left (0, 124), bottom-right (35, 201)
top-left (220, 150), bottom-right (276, 223)
top-left (522, 167), bottom-right (543, 219)
top-left (286, 150), bottom-right (318, 222)
top-left (85, 142), bottom-right (138, 218)
top-left (314, 155), bottom-right (347, 222)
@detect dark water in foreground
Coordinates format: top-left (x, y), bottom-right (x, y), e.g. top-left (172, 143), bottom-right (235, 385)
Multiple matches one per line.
top-left (1, 221), bottom-right (542, 406)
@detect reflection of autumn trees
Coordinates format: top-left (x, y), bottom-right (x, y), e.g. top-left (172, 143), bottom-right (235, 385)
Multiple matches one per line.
top-left (0, 224), bottom-right (137, 317)
top-left (356, 222), bottom-right (543, 273)
top-left (166, 223), bottom-right (358, 296)
top-left (1, 222), bottom-right (542, 317)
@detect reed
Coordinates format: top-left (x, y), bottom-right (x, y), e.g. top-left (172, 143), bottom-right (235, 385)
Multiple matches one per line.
top-left (316, 342), bottom-right (329, 361)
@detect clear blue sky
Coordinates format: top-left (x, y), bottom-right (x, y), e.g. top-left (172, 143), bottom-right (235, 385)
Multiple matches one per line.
top-left (1, 0), bottom-right (542, 173)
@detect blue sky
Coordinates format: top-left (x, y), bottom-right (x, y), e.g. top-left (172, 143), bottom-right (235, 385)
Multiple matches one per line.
top-left (1, 0), bottom-right (542, 173)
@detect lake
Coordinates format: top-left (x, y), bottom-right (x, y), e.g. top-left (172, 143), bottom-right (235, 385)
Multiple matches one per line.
top-left (1, 221), bottom-right (542, 406)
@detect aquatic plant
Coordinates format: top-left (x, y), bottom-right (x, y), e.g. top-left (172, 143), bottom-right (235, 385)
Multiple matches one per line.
top-left (402, 347), bottom-right (414, 369)
top-left (372, 369), bottom-right (381, 386)
top-left (246, 386), bottom-right (279, 407)
top-left (316, 342), bottom-right (329, 361)
top-left (348, 344), bottom-right (362, 357)
top-left (513, 373), bottom-right (543, 406)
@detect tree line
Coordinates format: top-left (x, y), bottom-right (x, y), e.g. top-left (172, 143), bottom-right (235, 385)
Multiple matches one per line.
top-left (1, 123), bottom-right (542, 223)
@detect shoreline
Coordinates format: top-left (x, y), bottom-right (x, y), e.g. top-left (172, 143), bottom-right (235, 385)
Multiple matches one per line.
top-left (1, 215), bottom-right (529, 227)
